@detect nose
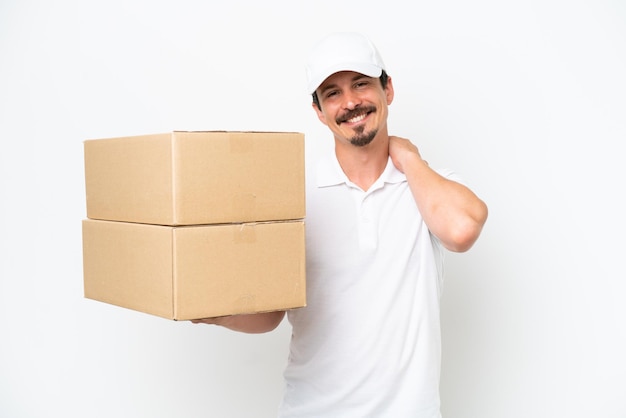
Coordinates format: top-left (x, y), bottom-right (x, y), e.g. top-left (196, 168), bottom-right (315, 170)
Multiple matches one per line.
top-left (342, 89), bottom-right (361, 110)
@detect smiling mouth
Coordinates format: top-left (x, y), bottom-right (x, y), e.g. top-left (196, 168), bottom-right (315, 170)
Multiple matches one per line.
top-left (346, 113), bottom-right (367, 123)
top-left (337, 106), bottom-right (375, 125)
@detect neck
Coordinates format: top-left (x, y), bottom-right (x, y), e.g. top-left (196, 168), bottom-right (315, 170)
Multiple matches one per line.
top-left (335, 133), bottom-right (389, 191)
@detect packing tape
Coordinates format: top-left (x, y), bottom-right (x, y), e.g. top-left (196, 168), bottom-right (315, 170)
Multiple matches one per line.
top-left (233, 193), bottom-right (257, 219)
top-left (233, 223), bottom-right (257, 244)
top-left (233, 293), bottom-right (257, 313)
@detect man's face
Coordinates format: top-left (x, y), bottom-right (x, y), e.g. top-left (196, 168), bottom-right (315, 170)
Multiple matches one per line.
top-left (314, 71), bottom-right (394, 147)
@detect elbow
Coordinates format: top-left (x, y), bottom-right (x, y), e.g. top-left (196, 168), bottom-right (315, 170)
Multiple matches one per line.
top-left (445, 230), bottom-right (480, 253)
top-left (445, 203), bottom-right (488, 253)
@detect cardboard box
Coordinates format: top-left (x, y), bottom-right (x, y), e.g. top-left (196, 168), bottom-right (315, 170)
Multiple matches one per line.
top-left (82, 219), bottom-right (306, 320)
top-left (84, 131), bottom-right (305, 225)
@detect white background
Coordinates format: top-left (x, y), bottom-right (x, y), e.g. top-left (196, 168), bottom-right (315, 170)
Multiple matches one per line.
top-left (1, 0), bottom-right (625, 417)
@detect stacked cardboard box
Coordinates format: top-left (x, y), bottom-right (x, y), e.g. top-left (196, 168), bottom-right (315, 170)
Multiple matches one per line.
top-left (82, 131), bottom-right (306, 320)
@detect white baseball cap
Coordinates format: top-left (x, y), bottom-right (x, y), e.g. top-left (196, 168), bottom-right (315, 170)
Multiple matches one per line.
top-left (305, 32), bottom-right (386, 94)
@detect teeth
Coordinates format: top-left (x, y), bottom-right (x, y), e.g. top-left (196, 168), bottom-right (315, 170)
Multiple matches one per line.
top-left (347, 113), bottom-right (366, 123)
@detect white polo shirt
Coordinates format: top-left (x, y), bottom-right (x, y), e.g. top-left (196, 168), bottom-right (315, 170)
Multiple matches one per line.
top-left (279, 154), bottom-right (458, 418)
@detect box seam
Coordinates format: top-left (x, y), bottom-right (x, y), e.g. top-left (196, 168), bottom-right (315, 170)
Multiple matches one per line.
top-left (170, 132), bottom-right (177, 225)
top-left (171, 227), bottom-right (177, 319)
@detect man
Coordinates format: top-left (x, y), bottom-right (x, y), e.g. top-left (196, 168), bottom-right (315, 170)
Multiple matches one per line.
top-left (194, 32), bottom-right (488, 417)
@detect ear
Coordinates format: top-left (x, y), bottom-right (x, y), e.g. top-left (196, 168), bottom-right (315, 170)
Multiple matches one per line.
top-left (312, 102), bottom-right (328, 126)
top-left (385, 76), bottom-right (395, 105)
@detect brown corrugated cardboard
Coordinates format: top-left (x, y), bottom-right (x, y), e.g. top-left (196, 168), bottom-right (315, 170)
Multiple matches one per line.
top-left (82, 219), bottom-right (306, 320)
top-left (84, 131), bottom-right (305, 225)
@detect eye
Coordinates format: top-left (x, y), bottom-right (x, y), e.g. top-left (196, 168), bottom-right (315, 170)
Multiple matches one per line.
top-left (325, 90), bottom-right (339, 99)
top-left (354, 80), bottom-right (370, 89)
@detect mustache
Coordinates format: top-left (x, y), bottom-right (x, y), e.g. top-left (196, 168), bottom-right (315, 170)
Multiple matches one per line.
top-left (336, 106), bottom-right (376, 124)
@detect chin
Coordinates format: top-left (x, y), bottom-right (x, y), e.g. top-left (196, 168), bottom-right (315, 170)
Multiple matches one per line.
top-left (350, 130), bottom-right (377, 147)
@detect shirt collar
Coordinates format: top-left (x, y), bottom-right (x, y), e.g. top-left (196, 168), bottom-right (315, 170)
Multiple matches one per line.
top-left (316, 154), bottom-right (406, 189)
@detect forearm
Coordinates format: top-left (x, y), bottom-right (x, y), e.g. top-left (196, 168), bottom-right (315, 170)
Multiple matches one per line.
top-left (191, 310), bottom-right (286, 334)
top-left (404, 156), bottom-right (488, 252)
top-left (388, 136), bottom-right (488, 252)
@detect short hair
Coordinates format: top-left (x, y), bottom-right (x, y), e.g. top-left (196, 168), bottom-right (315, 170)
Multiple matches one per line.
top-left (312, 70), bottom-right (390, 109)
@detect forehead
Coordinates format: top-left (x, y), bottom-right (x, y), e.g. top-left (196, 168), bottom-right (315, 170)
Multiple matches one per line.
top-left (317, 71), bottom-right (372, 92)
